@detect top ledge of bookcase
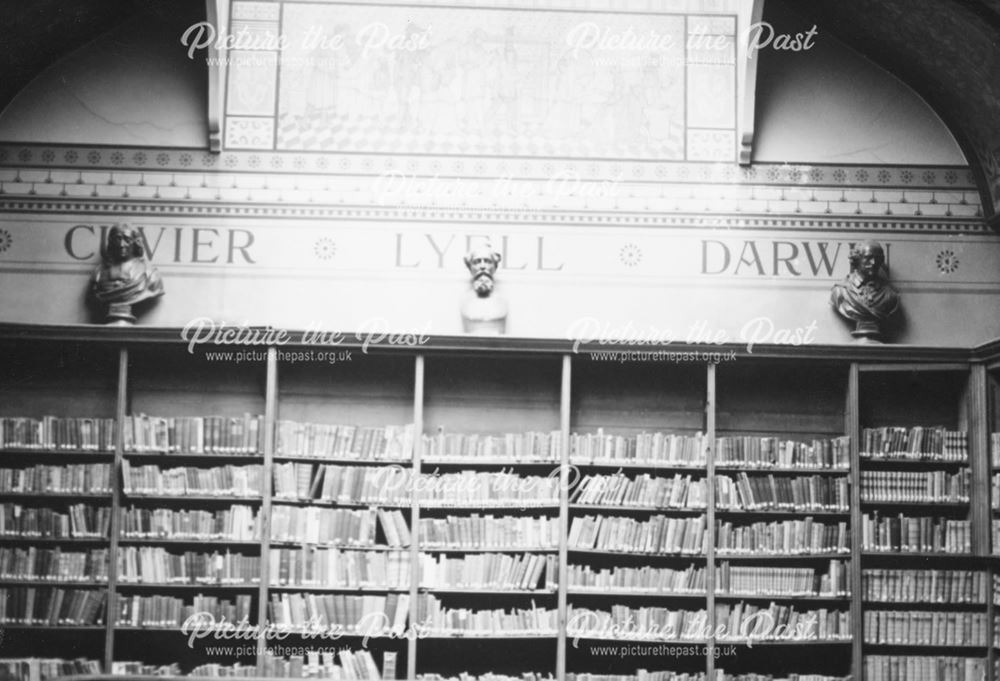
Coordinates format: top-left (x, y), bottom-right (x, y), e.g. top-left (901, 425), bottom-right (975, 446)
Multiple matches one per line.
top-left (1, 322), bottom-right (997, 363)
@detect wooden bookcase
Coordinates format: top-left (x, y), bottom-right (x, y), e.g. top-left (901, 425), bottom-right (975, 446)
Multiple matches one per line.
top-left (2, 328), bottom-right (1000, 681)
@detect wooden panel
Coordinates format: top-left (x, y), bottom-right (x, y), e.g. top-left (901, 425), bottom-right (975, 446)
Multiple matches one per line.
top-left (127, 345), bottom-right (266, 415)
top-left (571, 360), bottom-right (706, 434)
top-left (0, 340), bottom-right (118, 417)
top-left (423, 354), bottom-right (562, 434)
top-left (716, 360), bottom-right (848, 438)
top-left (859, 369), bottom-right (968, 429)
top-left (277, 353), bottom-right (415, 425)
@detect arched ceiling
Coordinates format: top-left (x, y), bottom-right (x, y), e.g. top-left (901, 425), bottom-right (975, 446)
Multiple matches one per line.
top-left (1, 0), bottom-right (999, 225)
top-left (784, 0), bottom-right (1000, 226)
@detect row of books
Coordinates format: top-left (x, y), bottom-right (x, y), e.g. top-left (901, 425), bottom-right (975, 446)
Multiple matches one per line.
top-left (120, 504), bottom-right (260, 541)
top-left (0, 503), bottom-right (110, 538)
top-left (419, 552), bottom-right (556, 591)
top-left (993, 520), bottom-right (1000, 556)
top-left (862, 656), bottom-right (986, 681)
top-left (860, 514), bottom-right (971, 553)
top-left (715, 474), bottom-right (849, 512)
top-left (715, 561), bottom-right (848, 597)
top-left (110, 662), bottom-right (254, 678)
top-left (0, 464), bottom-right (114, 495)
top-left (859, 427), bottom-right (967, 461)
top-left (992, 474), bottom-right (1000, 509)
top-left (258, 649), bottom-right (385, 681)
top-left (568, 514), bottom-right (707, 555)
top-left (123, 414), bottom-right (263, 455)
top-left (714, 603), bottom-right (850, 642)
top-left (117, 548), bottom-right (261, 585)
top-left (270, 547), bottom-right (410, 589)
top-left (861, 470), bottom-right (970, 503)
top-left (273, 462), bottom-right (411, 504)
top-left (862, 610), bottom-right (987, 646)
top-left (714, 436), bottom-right (851, 470)
top-left (0, 547), bottom-right (109, 583)
top-left (566, 605), bottom-right (705, 641)
top-left (276, 421), bottom-right (414, 461)
top-left (122, 461), bottom-right (263, 497)
top-left (570, 473), bottom-right (707, 509)
top-left (715, 518), bottom-right (849, 555)
top-left (569, 431), bottom-right (707, 467)
top-left (0, 587), bottom-right (105, 626)
top-left (992, 433), bottom-right (1000, 466)
top-left (267, 592), bottom-right (410, 633)
top-left (566, 563), bottom-right (706, 594)
top-left (0, 658), bottom-right (102, 681)
top-left (270, 505), bottom-right (410, 547)
top-left (861, 569), bottom-right (988, 604)
top-left (0, 417), bottom-right (115, 452)
top-left (417, 595), bottom-right (557, 636)
top-left (115, 593), bottom-right (252, 628)
top-left (416, 471), bottom-right (560, 506)
top-left (418, 514), bottom-right (558, 549)
top-left (423, 430), bottom-right (561, 462)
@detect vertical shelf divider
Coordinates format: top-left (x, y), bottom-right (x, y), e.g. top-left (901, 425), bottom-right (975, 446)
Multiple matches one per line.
top-left (557, 354), bottom-right (571, 680)
top-left (256, 347), bottom-right (278, 674)
top-left (969, 364), bottom-right (990, 556)
top-left (847, 363), bottom-right (862, 681)
top-left (408, 354), bottom-right (424, 681)
top-left (705, 362), bottom-right (716, 680)
top-left (104, 346), bottom-right (128, 673)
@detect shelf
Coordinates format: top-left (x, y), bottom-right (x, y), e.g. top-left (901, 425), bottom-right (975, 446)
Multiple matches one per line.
top-left (860, 456), bottom-right (969, 467)
top-left (0, 623), bottom-right (106, 630)
top-left (715, 509), bottom-right (849, 517)
top-left (419, 502), bottom-right (561, 510)
top-left (0, 579), bottom-right (109, 587)
top-left (568, 504), bottom-right (706, 514)
top-left (861, 500), bottom-right (969, 508)
top-left (124, 451), bottom-right (264, 462)
top-left (420, 588), bottom-right (556, 595)
top-left (714, 466), bottom-right (851, 476)
top-left (714, 592), bottom-right (851, 601)
top-left (715, 553), bottom-right (851, 561)
top-left (271, 498), bottom-right (408, 508)
top-left (568, 547), bottom-right (706, 559)
top-left (0, 448), bottom-right (113, 457)
top-left (0, 535), bottom-right (108, 544)
top-left (268, 542), bottom-right (408, 551)
top-left (422, 458), bottom-right (560, 467)
top-left (567, 589), bottom-right (707, 599)
top-left (419, 546), bottom-right (558, 554)
top-left (274, 455), bottom-right (410, 466)
top-left (118, 536), bottom-right (261, 546)
top-left (268, 584), bottom-right (409, 593)
top-left (569, 461), bottom-right (709, 472)
top-left (419, 632), bottom-right (559, 639)
top-left (122, 494), bottom-right (263, 503)
top-left (115, 582), bottom-right (259, 589)
top-left (0, 492), bottom-right (112, 499)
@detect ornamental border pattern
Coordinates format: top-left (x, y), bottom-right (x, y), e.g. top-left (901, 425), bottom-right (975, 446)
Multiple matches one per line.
top-left (0, 198), bottom-right (989, 233)
top-left (0, 144), bottom-right (979, 190)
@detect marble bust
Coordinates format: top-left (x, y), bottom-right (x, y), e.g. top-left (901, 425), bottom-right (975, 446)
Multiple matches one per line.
top-left (91, 224), bottom-right (164, 325)
top-left (830, 240), bottom-right (899, 342)
top-left (460, 243), bottom-right (507, 335)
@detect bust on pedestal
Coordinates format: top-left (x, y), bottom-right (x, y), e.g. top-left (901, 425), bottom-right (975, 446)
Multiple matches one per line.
top-left (460, 244), bottom-right (507, 335)
top-left (91, 224), bottom-right (164, 325)
top-left (830, 240), bottom-right (900, 343)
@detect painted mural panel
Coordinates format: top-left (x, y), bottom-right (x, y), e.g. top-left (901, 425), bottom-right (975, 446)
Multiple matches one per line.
top-left (248, 3), bottom-right (737, 161)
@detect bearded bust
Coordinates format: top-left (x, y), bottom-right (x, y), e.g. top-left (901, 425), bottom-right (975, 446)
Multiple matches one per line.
top-left (91, 224), bottom-right (164, 325)
top-left (830, 240), bottom-right (899, 342)
top-left (460, 244), bottom-right (507, 335)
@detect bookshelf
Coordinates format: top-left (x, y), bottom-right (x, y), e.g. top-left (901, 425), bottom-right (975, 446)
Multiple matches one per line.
top-left (2, 328), bottom-right (1000, 681)
top-left (857, 366), bottom-right (987, 681)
